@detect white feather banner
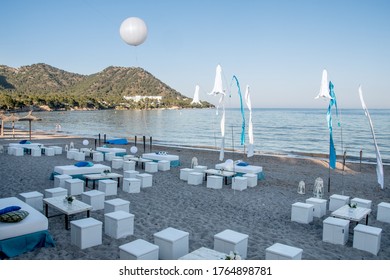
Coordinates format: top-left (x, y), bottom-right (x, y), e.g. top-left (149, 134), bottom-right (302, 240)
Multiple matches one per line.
top-left (315, 69), bottom-right (332, 99)
top-left (244, 85), bottom-right (254, 157)
top-left (358, 85), bottom-right (384, 189)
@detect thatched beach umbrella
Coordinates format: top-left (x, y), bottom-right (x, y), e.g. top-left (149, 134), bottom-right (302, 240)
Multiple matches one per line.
top-left (0, 112), bottom-right (6, 136)
top-left (19, 111), bottom-right (42, 140)
top-left (3, 113), bottom-right (20, 138)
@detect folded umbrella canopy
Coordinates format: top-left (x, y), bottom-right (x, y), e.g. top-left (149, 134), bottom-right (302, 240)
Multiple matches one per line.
top-left (18, 111), bottom-right (42, 140)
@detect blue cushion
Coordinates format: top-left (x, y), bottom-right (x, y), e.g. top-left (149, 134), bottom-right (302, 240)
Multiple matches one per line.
top-left (19, 140), bottom-right (31, 144)
top-left (74, 161), bottom-right (94, 167)
top-left (237, 162), bottom-right (249, 166)
top-left (0, 206), bottom-right (21, 215)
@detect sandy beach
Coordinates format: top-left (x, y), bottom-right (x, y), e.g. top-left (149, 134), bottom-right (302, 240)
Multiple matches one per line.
top-left (1, 128), bottom-right (389, 260)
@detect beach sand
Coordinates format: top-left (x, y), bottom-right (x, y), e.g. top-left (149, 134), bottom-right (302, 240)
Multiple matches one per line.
top-left (1, 128), bottom-right (389, 260)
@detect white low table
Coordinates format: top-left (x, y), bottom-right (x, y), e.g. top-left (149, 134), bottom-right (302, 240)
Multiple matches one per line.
top-left (43, 196), bottom-right (92, 230)
top-left (83, 172), bottom-right (123, 189)
top-left (331, 204), bottom-right (372, 225)
top-left (179, 247), bottom-right (226, 260)
top-left (205, 169), bottom-right (236, 185)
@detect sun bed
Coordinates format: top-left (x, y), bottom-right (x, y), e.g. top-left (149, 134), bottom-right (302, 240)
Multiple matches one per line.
top-left (0, 197), bottom-right (55, 258)
top-left (52, 164), bottom-right (111, 179)
top-left (142, 152), bottom-right (180, 167)
top-left (215, 161), bottom-right (264, 179)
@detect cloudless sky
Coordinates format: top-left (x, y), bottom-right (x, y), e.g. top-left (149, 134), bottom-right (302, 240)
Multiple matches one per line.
top-left (1, 0), bottom-right (390, 109)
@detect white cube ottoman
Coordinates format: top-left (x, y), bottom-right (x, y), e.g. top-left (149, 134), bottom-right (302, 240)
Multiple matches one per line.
top-left (207, 175), bottom-right (223, 189)
top-left (145, 162), bottom-right (158, 173)
top-left (180, 168), bottom-right (194, 181)
top-left (44, 187), bottom-right (67, 198)
top-left (14, 147), bottom-right (24, 156)
top-left (112, 158), bottom-right (124, 170)
top-left (265, 243), bottom-right (303, 260)
top-left (19, 191), bottom-right (43, 212)
top-left (188, 172), bottom-right (203, 185)
top-left (71, 217), bottom-right (102, 249)
top-left (64, 178), bottom-right (84, 196)
top-left (74, 151), bottom-right (85, 161)
top-left (54, 174), bottom-right (72, 188)
top-left (329, 194), bottom-right (350, 211)
top-left (351, 197), bottom-right (372, 209)
top-left (154, 227), bottom-right (189, 260)
top-left (49, 146), bottom-right (62, 155)
top-left (291, 202), bottom-right (314, 224)
top-left (123, 160), bottom-right (136, 171)
top-left (81, 190), bottom-right (105, 211)
top-left (123, 178), bottom-right (141, 193)
top-left (104, 152), bottom-right (115, 161)
top-left (322, 217), bottom-right (350, 245)
top-left (44, 147), bottom-right (55, 156)
top-left (93, 152), bottom-right (104, 162)
top-left (66, 149), bottom-right (78, 159)
top-left (136, 173), bottom-right (153, 188)
top-left (243, 173), bottom-right (257, 187)
top-left (305, 197), bottom-right (327, 218)
top-left (194, 165), bottom-right (207, 179)
top-left (104, 198), bottom-right (130, 214)
top-left (119, 239), bottom-right (159, 260)
top-left (98, 179), bottom-right (118, 196)
top-left (158, 160), bottom-right (170, 171)
top-left (104, 210), bottom-right (134, 239)
top-left (31, 148), bottom-right (41, 157)
top-left (214, 229), bottom-right (249, 259)
top-left (377, 202), bottom-right (390, 223)
top-left (232, 177), bottom-right (247, 191)
top-left (124, 170), bottom-right (139, 179)
top-left (353, 224), bottom-right (382, 255)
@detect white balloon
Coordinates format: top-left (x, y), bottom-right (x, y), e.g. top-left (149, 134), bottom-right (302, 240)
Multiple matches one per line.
top-left (130, 146), bottom-right (138, 154)
top-left (119, 17), bottom-right (148, 46)
top-left (82, 140), bottom-right (89, 146)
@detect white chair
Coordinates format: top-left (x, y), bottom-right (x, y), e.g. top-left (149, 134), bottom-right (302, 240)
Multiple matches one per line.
top-left (119, 239), bottom-right (159, 260)
top-left (154, 227), bottom-right (189, 260)
top-left (70, 218), bottom-right (102, 249)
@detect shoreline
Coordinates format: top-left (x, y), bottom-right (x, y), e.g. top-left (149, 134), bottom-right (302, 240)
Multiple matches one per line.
top-left (0, 130), bottom-right (389, 260)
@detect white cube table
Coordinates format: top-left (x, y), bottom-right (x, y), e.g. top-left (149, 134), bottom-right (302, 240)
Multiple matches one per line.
top-left (377, 202), bottom-right (390, 223)
top-left (243, 173), bottom-right (258, 187)
top-left (123, 178), bottom-right (141, 193)
top-left (98, 179), bottom-right (118, 196)
top-left (70, 217), bottom-right (102, 249)
top-left (158, 160), bottom-right (170, 171)
top-left (265, 243), bottom-right (303, 260)
top-left (329, 194), bottom-right (350, 211)
top-left (104, 198), bottom-right (130, 214)
top-left (180, 168), bottom-right (194, 181)
top-left (232, 177), bottom-right (248, 191)
top-left (154, 227), bottom-right (189, 260)
top-left (207, 175), bottom-right (223, 190)
top-left (214, 229), bottom-right (248, 259)
top-left (44, 187), bottom-right (67, 198)
top-left (136, 173), bottom-right (153, 188)
top-left (291, 202), bottom-right (314, 224)
top-left (104, 210), bottom-right (134, 239)
top-left (305, 197), bottom-right (327, 218)
top-left (54, 174), bottom-right (72, 188)
top-left (353, 224), bottom-right (382, 255)
top-left (351, 197), bottom-right (372, 209)
top-left (81, 190), bottom-right (105, 211)
top-left (123, 160), bottom-right (136, 171)
top-left (145, 161), bottom-right (158, 173)
top-left (322, 217), bottom-right (350, 245)
top-left (19, 191), bottom-right (43, 212)
top-left (188, 172), bottom-right (203, 186)
top-left (64, 178), bottom-right (84, 196)
top-left (119, 239), bottom-right (159, 260)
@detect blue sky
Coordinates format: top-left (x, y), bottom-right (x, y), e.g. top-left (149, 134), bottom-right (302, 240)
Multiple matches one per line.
top-left (1, 0), bottom-right (389, 109)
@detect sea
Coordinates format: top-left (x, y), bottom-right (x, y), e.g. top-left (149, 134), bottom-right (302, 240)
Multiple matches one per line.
top-left (12, 108), bottom-right (390, 164)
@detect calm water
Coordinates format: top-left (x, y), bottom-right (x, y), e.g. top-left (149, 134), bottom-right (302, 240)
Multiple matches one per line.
top-left (13, 108), bottom-right (390, 163)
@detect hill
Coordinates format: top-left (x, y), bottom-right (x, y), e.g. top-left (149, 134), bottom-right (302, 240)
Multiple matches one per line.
top-left (0, 63), bottom-right (213, 111)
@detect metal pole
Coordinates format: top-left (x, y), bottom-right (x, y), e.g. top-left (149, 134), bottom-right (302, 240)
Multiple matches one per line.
top-left (359, 149), bottom-right (363, 172)
top-left (150, 136), bottom-right (152, 152)
top-left (98, 134), bottom-right (101, 146)
top-left (135, 136), bottom-right (137, 147)
top-left (143, 135), bottom-right (146, 152)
